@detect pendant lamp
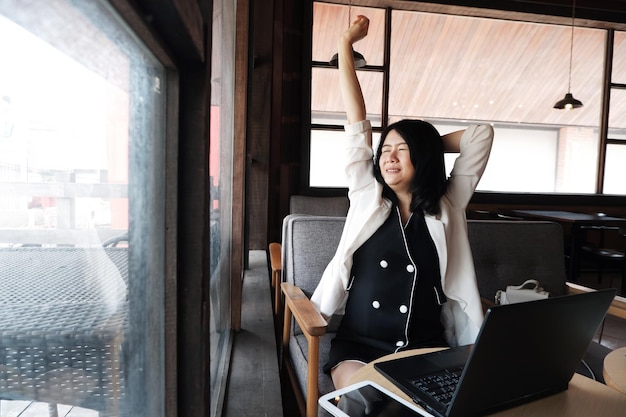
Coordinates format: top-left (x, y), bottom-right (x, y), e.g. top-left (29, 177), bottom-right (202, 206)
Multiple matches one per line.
top-left (329, 50), bottom-right (367, 68)
top-left (554, 0), bottom-right (583, 110)
top-left (329, 1), bottom-right (367, 68)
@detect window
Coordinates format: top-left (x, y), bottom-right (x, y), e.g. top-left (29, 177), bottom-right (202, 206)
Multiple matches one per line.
top-left (603, 31), bottom-right (626, 195)
top-left (209, 0), bottom-right (235, 415)
top-left (310, 3), bottom-right (625, 195)
top-left (0, 1), bottom-right (167, 415)
top-left (604, 142), bottom-right (626, 194)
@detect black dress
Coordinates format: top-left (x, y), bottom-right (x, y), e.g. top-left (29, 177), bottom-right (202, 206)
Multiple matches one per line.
top-left (323, 206), bottom-right (448, 373)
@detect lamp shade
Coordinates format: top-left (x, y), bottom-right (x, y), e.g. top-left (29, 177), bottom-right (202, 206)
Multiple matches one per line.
top-left (553, 92), bottom-right (583, 110)
top-left (329, 49), bottom-right (367, 68)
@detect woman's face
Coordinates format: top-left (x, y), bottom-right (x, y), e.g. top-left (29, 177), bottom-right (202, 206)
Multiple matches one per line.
top-left (378, 130), bottom-right (415, 195)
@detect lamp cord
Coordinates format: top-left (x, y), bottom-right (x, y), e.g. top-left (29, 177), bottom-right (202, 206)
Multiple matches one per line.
top-left (348, 0), bottom-right (352, 29)
top-left (568, 0), bottom-right (576, 92)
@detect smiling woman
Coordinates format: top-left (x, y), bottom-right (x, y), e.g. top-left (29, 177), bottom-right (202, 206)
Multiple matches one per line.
top-left (378, 131), bottom-right (415, 194)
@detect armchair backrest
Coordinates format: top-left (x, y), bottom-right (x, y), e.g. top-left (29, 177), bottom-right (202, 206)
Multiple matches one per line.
top-left (281, 214), bottom-right (346, 298)
top-left (289, 195), bottom-right (349, 217)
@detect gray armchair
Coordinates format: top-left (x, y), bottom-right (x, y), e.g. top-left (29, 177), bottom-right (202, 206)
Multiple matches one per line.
top-left (280, 215), bottom-right (345, 417)
top-left (269, 195), bottom-right (348, 320)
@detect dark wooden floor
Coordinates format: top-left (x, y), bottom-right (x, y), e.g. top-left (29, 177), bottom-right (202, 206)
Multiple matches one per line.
top-left (224, 250), bottom-right (283, 417)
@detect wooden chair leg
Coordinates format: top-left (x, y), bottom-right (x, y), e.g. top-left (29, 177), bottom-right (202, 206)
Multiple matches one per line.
top-left (306, 337), bottom-right (320, 417)
top-left (282, 306), bottom-right (292, 351)
top-left (268, 243), bottom-right (282, 319)
top-left (274, 270), bottom-right (281, 318)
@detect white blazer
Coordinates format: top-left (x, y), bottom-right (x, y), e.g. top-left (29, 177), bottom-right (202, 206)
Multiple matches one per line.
top-left (311, 120), bottom-right (494, 347)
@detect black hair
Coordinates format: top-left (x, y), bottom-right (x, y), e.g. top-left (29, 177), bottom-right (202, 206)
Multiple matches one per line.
top-left (373, 119), bottom-right (447, 215)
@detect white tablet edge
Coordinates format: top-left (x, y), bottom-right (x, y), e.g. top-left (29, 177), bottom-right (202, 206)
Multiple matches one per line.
top-left (318, 380), bottom-right (434, 417)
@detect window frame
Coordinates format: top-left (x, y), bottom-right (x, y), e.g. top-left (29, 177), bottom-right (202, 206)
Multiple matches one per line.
top-left (0, 1), bottom-right (184, 415)
top-left (108, 1), bottom-right (209, 416)
top-left (306, 1), bottom-right (626, 197)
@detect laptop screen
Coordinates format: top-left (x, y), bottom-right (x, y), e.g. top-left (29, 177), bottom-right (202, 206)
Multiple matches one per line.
top-left (374, 289), bottom-right (616, 417)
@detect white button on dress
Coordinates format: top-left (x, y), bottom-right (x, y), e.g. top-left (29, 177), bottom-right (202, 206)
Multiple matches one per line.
top-left (399, 305), bottom-right (408, 314)
top-left (380, 260), bottom-right (388, 268)
top-left (396, 341), bottom-right (404, 347)
top-left (406, 264), bottom-right (415, 273)
top-left (372, 300), bottom-right (380, 309)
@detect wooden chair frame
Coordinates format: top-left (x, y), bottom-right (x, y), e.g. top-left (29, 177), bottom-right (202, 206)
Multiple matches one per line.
top-left (269, 242), bottom-right (282, 319)
top-left (281, 282), bottom-right (327, 417)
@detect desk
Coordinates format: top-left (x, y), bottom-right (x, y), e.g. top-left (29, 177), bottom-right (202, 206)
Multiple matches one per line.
top-left (507, 210), bottom-right (626, 289)
top-left (349, 348), bottom-right (626, 417)
top-left (604, 346), bottom-right (626, 394)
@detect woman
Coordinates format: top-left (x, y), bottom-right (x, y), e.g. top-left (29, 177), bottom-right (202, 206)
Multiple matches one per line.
top-left (310, 15), bottom-right (494, 389)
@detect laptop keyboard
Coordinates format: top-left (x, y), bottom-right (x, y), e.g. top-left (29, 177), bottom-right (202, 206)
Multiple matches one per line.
top-left (410, 366), bottom-right (464, 406)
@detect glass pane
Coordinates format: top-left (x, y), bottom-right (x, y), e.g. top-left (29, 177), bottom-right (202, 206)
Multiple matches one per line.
top-left (612, 31), bottom-right (626, 84)
top-left (608, 127), bottom-right (626, 141)
top-left (437, 123), bottom-right (563, 193)
top-left (210, 0), bottom-right (233, 415)
top-left (604, 143), bottom-right (626, 194)
top-left (312, 68), bottom-right (383, 127)
top-left (310, 129), bottom-right (381, 187)
top-left (609, 88), bottom-right (626, 130)
top-left (0, 1), bottom-right (166, 416)
top-left (387, 11), bottom-right (605, 194)
top-left (313, 3), bottom-right (385, 66)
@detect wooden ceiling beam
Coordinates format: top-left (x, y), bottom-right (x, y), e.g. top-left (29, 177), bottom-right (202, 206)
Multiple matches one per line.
top-left (321, 1), bottom-right (626, 30)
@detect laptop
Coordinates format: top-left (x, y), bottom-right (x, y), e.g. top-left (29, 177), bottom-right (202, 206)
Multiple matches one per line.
top-left (374, 289), bottom-right (616, 417)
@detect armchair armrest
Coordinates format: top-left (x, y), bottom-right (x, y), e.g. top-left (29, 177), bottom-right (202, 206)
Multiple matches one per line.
top-left (269, 242), bottom-right (282, 278)
top-left (281, 282), bottom-right (327, 338)
top-left (566, 282), bottom-right (626, 320)
top-left (280, 282), bottom-right (328, 417)
top-left (268, 242), bottom-right (282, 317)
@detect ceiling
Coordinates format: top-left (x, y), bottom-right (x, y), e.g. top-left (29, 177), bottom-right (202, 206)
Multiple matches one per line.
top-left (340, 1), bottom-right (626, 28)
top-left (311, 2), bottom-right (626, 130)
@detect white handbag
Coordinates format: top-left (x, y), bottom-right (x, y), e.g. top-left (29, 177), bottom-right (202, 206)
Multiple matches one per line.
top-left (495, 279), bottom-right (549, 305)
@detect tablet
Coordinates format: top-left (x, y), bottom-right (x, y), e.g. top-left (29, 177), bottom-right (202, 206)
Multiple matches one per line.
top-left (318, 380), bottom-right (433, 417)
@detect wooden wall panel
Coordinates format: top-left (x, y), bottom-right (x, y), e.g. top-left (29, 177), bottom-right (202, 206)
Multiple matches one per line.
top-left (247, 0), bottom-right (275, 250)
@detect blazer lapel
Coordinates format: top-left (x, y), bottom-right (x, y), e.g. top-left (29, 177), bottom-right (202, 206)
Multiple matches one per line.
top-left (425, 215), bottom-right (447, 282)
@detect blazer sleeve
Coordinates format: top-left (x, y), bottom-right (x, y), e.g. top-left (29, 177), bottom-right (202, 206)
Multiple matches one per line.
top-left (445, 124), bottom-right (494, 208)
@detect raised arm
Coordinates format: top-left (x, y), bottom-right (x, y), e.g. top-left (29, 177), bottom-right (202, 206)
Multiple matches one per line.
top-left (338, 15), bottom-right (369, 125)
top-left (441, 129), bottom-right (464, 153)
